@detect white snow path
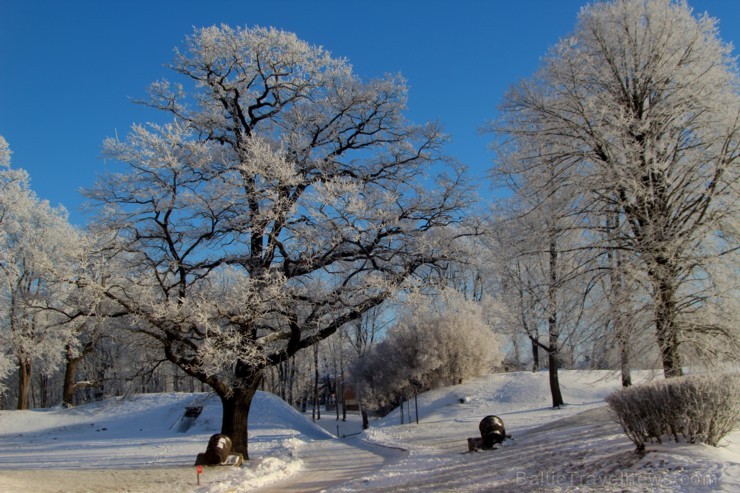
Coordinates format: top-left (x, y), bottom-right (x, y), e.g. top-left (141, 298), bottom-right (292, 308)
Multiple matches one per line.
top-left (0, 435), bottom-right (406, 493)
top-left (327, 405), bottom-right (738, 492)
top-left (251, 437), bottom-right (408, 492)
top-left (249, 406), bottom-right (630, 492)
top-left (0, 467), bottom-right (214, 492)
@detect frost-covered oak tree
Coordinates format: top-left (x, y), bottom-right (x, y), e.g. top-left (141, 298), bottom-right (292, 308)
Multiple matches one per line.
top-left (86, 26), bottom-right (471, 457)
top-left (1, 136), bottom-right (82, 408)
top-left (493, 0), bottom-right (739, 378)
top-left (0, 136), bottom-right (17, 393)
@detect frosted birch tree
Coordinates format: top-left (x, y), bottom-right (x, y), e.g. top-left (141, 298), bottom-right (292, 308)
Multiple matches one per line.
top-left (487, 127), bottom-right (598, 407)
top-left (86, 26), bottom-right (472, 457)
top-left (492, 0), bottom-right (739, 378)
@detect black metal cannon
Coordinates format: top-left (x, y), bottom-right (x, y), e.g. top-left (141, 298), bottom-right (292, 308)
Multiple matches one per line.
top-left (195, 433), bottom-right (234, 466)
top-left (479, 415), bottom-right (507, 449)
top-left (467, 415), bottom-right (510, 451)
top-left (205, 434), bottom-right (232, 464)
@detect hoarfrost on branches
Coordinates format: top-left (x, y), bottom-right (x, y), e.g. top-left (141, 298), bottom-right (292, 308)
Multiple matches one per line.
top-left (86, 25), bottom-right (473, 456)
top-left (491, 0), bottom-right (739, 378)
top-left (0, 136), bottom-right (82, 406)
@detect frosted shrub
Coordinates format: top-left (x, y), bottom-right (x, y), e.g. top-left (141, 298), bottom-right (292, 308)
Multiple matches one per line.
top-left (606, 374), bottom-right (740, 450)
top-left (353, 293), bottom-right (502, 412)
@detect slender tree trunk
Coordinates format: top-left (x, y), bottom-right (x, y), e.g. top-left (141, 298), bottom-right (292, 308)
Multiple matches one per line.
top-left (547, 231), bottom-right (564, 408)
top-left (17, 357), bottom-right (32, 410)
top-left (287, 356), bottom-right (296, 407)
top-left (335, 379), bottom-right (340, 421)
top-left (340, 353), bottom-right (346, 422)
top-left (332, 347), bottom-right (340, 421)
top-left (547, 345), bottom-right (564, 408)
top-left (38, 373), bottom-right (48, 408)
top-left (219, 371), bottom-right (263, 459)
top-left (312, 344), bottom-right (320, 421)
top-left (615, 284), bottom-right (632, 387)
top-left (357, 386), bottom-right (370, 429)
top-left (607, 209), bottom-right (632, 387)
top-left (516, 261), bottom-right (540, 372)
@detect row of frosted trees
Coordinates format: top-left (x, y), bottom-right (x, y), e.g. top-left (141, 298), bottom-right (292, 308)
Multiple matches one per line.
top-left (486, 0), bottom-right (738, 406)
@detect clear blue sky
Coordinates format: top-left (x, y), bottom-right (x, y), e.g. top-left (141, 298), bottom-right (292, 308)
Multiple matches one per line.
top-left (1, 0), bottom-right (737, 226)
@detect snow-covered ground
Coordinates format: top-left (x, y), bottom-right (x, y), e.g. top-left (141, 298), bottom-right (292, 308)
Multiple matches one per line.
top-left (0, 370), bottom-right (737, 492)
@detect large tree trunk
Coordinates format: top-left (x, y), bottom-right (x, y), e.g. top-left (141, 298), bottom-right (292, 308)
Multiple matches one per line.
top-left (219, 371), bottom-right (263, 460)
top-left (652, 259), bottom-right (683, 378)
top-left (655, 290), bottom-right (683, 378)
top-left (62, 342), bottom-right (95, 407)
top-left (62, 356), bottom-right (82, 407)
top-left (17, 357), bottom-right (32, 410)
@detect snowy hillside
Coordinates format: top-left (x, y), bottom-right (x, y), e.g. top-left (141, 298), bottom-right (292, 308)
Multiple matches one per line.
top-left (0, 370), bottom-right (737, 492)
top-left (0, 391), bottom-right (332, 491)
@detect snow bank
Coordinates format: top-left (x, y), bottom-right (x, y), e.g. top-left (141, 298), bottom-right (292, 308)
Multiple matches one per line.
top-left (0, 370), bottom-right (737, 492)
